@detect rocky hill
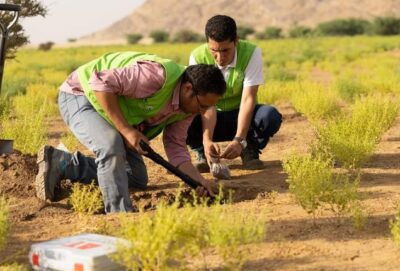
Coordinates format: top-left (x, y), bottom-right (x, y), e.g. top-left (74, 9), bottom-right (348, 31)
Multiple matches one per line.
top-left (78, 0), bottom-right (400, 44)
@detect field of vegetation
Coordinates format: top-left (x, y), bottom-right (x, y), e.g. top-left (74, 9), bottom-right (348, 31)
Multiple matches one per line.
top-left (1, 36), bottom-right (400, 270)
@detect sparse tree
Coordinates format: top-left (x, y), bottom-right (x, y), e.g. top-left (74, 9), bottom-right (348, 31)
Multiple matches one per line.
top-left (0, 0), bottom-right (47, 59)
top-left (373, 17), bottom-right (400, 35)
top-left (315, 19), bottom-right (371, 36)
top-left (150, 30), bottom-right (169, 43)
top-left (256, 27), bottom-right (282, 40)
top-left (289, 25), bottom-right (312, 38)
top-left (173, 29), bottom-right (203, 43)
top-left (237, 25), bottom-right (254, 39)
top-left (126, 33), bottom-right (142, 44)
top-left (38, 41), bottom-right (54, 51)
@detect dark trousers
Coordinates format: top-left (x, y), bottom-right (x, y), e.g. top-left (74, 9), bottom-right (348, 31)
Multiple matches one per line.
top-left (187, 104), bottom-right (282, 151)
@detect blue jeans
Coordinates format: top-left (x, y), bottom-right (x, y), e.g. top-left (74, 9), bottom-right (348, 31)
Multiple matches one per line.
top-left (58, 92), bottom-right (148, 213)
top-left (187, 104), bottom-right (282, 151)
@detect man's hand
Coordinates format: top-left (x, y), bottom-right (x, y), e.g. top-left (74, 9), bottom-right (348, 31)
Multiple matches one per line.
top-left (121, 127), bottom-right (149, 155)
top-left (203, 140), bottom-right (220, 166)
top-left (220, 140), bottom-right (243, 159)
top-left (196, 179), bottom-right (217, 197)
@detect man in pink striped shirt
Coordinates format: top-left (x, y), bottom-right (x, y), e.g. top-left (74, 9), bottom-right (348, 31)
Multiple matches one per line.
top-left (35, 52), bottom-right (226, 213)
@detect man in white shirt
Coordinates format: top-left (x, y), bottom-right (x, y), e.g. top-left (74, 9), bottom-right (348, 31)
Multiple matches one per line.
top-left (187, 15), bottom-right (282, 171)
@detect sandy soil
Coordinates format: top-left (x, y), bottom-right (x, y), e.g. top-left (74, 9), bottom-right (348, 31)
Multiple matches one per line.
top-left (1, 104), bottom-right (400, 270)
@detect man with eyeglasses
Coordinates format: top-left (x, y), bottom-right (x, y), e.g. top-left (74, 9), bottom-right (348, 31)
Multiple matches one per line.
top-left (187, 15), bottom-right (282, 171)
top-left (35, 51), bottom-right (226, 213)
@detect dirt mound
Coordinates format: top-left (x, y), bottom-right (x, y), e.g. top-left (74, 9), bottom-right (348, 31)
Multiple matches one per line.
top-left (0, 151), bottom-right (37, 198)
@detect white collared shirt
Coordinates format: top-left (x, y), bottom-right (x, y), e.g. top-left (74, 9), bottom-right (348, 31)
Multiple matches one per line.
top-left (189, 46), bottom-right (264, 88)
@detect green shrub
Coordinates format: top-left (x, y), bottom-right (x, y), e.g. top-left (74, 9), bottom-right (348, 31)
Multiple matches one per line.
top-left (316, 19), bottom-right (371, 36)
top-left (60, 131), bottom-right (82, 152)
top-left (0, 97), bottom-right (10, 117)
top-left (335, 78), bottom-right (369, 102)
top-left (0, 263), bottom-right (30, 271)
top-left (256, 27), bottom-right (282, 39)
top-left (266, 65), bottom-right (296, 81)
top-left (173, 30), bottom-right (203, 43)
top-left (258, 81), bottom-right (295, 105)
top-left (114, 191), bottom-right (266, 271)
top-left (2, 77), bottom-right (32, 97)
top-left (38, 41), bottom-right (55, 51)
top-left (127, 33), bottom-right (143, 44)
top-left (373, 17), bottom-right (400, 35)
top-left (351, 94), bottom-right (399, 135)
top-left (315, 94), bottom-right (399, 168)
top-left (390, 204), bottom-right (400, 245)
top-left (283, 154), bottom-right (359, 218)
top-left (150, 30), bottom-right (169, 43)
top-left (290, 82), bottom-right (340, 121)
top-left (289, 26), bottom-right (312, 38)
top-left (0, 197), bottom-right (10, 251)
top-left (0, 97), bottom-right (48, 154)
top-left (69, 182), bottom-right (103, 215)
top-left (237, 25), bottom-right (255, 39)
top-left (351, 201), bottom-right (367, 230)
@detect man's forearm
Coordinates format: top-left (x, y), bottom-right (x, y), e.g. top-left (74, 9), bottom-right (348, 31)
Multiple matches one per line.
top-left (94, 91), bottom-right (132, 135)
top-left (236, 88), bottom-right (257, 139)
top-left (201, 107), bottom-right (217, 142)
top-left (178, 161), bottom-right (206, 184)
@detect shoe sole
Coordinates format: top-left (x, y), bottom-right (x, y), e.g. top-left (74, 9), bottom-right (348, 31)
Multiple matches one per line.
top-left (35, 145), bottom-right (52, 201)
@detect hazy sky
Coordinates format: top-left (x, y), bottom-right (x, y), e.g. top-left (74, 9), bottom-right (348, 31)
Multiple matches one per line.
top-left (21, 0), bottom-right (145, 44)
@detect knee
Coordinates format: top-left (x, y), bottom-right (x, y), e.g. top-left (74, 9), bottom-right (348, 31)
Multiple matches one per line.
top-left (95, 133), bottom-right (126, 161)
top-left (254, 105), bottom-right (282, 133)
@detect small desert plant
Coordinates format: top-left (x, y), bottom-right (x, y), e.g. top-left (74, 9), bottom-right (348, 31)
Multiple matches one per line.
top-left (290, 82), bottom-right (340, 122)
top-left (60, 131), bottom-right (82, 152)
top-left (0, 197), bottom-right (10, 251)
top-left (0, 97), bottom-right (48, 154)
top-left (205, 203), bottom-right (266, 270)
top-left (315, 94), bottom-right (399, 168)
top-left (69, 182), bottom-right (103, 215)
top-left (351, 201), bottom-right (367, 230)
top-left (390, 204), bottom-right (400, 245)
top-left (0, 263), bottom-right (30, 271)
top-left (114, 189), bottom-right (266, 271)
top-left (283, 154), bottom-right (359, 218)
top-left (335, 78), bottom-right (369, 102)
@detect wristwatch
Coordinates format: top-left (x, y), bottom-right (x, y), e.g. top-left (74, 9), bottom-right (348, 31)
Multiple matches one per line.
top-left (234, 137), bottom-right (247, 149)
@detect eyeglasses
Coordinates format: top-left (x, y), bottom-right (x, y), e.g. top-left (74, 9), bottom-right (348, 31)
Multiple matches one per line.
top-left (195, 95), bottom-right (214, 112)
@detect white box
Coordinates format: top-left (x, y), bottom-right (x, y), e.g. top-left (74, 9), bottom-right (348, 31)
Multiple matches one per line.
top-left (29, 233), bottom-right (128, 271)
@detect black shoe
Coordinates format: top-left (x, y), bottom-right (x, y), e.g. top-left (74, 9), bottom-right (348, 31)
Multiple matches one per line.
top-left (194, 148), bottom-right (210, 173)
top-left (240, 143), bottom-right (264, 170)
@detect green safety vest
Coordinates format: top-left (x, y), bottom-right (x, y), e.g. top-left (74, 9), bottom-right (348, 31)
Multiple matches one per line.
top-left (77, 52), bottom-right (189, 139)
top-left (192, 40), bottom-right (256, 111)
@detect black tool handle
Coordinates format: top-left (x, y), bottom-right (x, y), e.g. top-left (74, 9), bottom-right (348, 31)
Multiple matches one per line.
top-left (139, 141), bottom-right (201, 189)
top-left (0, 4), bottom-right (20, 12)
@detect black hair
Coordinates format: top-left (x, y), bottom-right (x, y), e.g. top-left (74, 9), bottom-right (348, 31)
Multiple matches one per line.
top-left (205, 15), bottom-right (237, 42)
top-left (183, 64), bottom-right (226, 96)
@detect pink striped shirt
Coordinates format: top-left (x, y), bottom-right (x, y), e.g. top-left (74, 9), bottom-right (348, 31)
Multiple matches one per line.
top-left (60, 61), bottom-right (194, 166)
